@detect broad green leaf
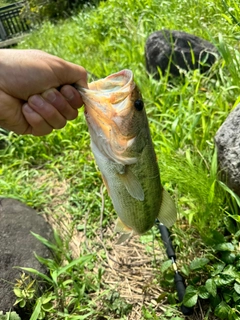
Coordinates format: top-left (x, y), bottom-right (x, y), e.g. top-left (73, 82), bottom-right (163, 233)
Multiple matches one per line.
top-left (182, 285), bottom-right (198, 307)
top-left (207, 230), bottom-right (225, 245)
top-left (41, 293), bottom-right (54, 305)
top-left (221, 252), bottom-right (236, 264)
top-left (223, 265), bottom-right (238, 278)
top-left (4, 312), bottom-right (21, 320)
top-left (234, 282), bottom-right (240, 294)
top-left (211, 262), bottom-right (225, 276)
top-left (42, 302), bottom-right (54, 312)
top-left (161, 260), bottom-right (172, 273)
top-left (13, 288), bottom-right (23, 298)
top-left (13, 297), bottom-right (23, 306)
top-left (224, 216), bottom-right (237, 234)
top-left (198, 286), bottom-right (210, 299)
top-left (214, 301), bottom-right (231, 319)
top-left (215, 242), bottom-right (235, 252)
top-left (37, 310), bottom-right (46, 320)
top-left (233, 291), bottom-right (240, 302)
top-left (223, 288), bottom-right (233, 303)
top-left (205, 279), bottom-right (217, 297)
top-left (234, 230), bottom-right (240, 239)
top-left (189, 258), bottom-right (209, 271)
top-left (62, 279), bottom-right (74, 287)
top-left (19, 299), bottom-right (26, 308)
top-left (180, 264), bottom-right (190, 277)
top-left (214, 274), bottom-right (235, 287)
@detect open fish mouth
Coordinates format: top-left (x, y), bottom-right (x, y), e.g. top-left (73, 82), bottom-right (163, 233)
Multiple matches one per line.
top-left (77, 70), bottom-right (135, 110)
top-left (75, 69), bottom-right (138, 165)
top-left (87, 69), bottom-right (134, 94)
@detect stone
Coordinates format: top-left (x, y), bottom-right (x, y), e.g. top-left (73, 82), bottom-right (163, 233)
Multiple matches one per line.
top-left (145, 29), bottom-right (219, 79)
top-left (215, 104), bottom-right (240, 197)
top-left (0, 198), bottom-right (53, 314)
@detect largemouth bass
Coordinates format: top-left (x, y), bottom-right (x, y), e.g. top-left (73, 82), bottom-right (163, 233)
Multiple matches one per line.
top-left (77, 70), bottom-right (177, 242)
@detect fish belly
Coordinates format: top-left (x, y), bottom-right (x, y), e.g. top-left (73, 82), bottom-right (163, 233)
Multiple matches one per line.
top-left (92, 141), bottom-right (162, 234)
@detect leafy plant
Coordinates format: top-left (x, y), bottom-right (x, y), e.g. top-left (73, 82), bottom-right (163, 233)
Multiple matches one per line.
top-left (1, 0), bottom-right (240, 318)
top-left (22, 0), bottom-right (98, 22)
top-left (13, 273), bottom-right (37, 308)
top-left (0, 312), bottom-right (21, 320)
top-left (100, 291), bottom-right (132, 317)
top-left (181, 227), bottom-right (240, 319)
top-left (13, 232), bottom-right (101, 319)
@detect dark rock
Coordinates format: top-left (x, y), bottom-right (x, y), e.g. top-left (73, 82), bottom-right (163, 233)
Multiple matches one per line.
top-left (215, 104), bottom-right (240, 197)
top-left (0, 198), bottom-right (53, 314)
top-left (145, 29), bottom-right (219, 79)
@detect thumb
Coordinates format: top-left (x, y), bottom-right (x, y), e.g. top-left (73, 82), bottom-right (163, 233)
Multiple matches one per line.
top-left (56, 60), bottom-right (89, 89)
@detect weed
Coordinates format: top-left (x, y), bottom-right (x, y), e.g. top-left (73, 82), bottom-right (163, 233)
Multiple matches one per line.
top-left (1, 0), bottom-right (239, 318)
top-left (181, 225), bottom-right (240, 319)
top-left (13, 232), bottom-right (102, 319)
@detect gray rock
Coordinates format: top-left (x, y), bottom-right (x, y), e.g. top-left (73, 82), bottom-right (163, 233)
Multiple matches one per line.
top-left (215, 104), bottom-right (240, 196)
top-left (145, 29), bottom-right (219, 79)
top-left (0, 198), bottom-right (53, 314)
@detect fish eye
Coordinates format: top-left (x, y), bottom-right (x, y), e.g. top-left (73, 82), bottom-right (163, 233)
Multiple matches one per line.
top-left (134, 99), bottom-right (144, 111)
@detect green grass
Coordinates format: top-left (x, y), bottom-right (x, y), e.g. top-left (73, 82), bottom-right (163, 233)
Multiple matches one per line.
top-left (1, 0), bottom-right (240, 318)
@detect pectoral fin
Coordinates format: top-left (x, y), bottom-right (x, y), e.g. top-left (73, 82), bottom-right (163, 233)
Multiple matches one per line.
top-left (158, 189), bottom-right (177, 227)
top-left (118, 167), bottom-right (144, 201)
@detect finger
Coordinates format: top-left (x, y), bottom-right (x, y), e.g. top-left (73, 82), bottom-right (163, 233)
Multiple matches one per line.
top-left (28, 94), bottom-right (67, 129)
top-left (60, 85), bottom-right (84, 109)
top-left (42, 88), bottom-right (79, 120)
top-left (0, 91), bottom-right (29, 134)
top-left (22, 104), bottom-right (54, 136)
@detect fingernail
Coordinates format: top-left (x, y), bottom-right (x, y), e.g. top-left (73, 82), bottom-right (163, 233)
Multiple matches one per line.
top-left (43, 90), bottom-right (57, 103)
top-left (61, 87), bottom-right (74, 101)
top-left (29, 95), bottom-right (44, 107)
top-left (23, 103), bottom-right (34, 113)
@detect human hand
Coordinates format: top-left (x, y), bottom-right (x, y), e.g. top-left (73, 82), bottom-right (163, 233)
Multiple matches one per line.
top-left (0, 49), bottom-right (88, 136)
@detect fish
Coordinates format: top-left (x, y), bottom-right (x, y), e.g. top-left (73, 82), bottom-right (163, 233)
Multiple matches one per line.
top-left (76, 69), bottom-right (177, 242)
